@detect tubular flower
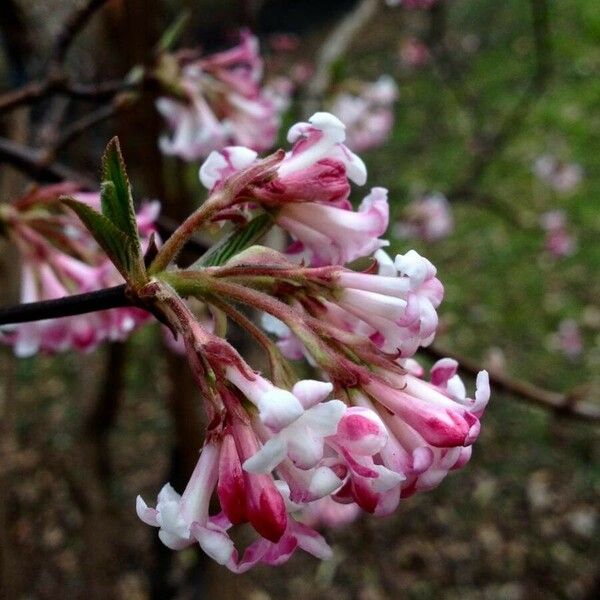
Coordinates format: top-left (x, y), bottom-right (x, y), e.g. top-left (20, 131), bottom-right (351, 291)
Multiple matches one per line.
top-left (278, 187), bottom-right (389, 265)
top-left (156, 30), bottom-right (286, 160)
top-left (199, 112), bottom-right (386, 264)
top-left (0, 189), bottom-right (159, 356)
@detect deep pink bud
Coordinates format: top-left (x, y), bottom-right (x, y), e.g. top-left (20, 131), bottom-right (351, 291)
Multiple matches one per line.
top-left (217, 433), bottom-right (246, 525)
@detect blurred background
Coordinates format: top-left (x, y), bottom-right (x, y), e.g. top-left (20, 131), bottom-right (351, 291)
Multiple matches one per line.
top-left (0, 0), bottom-right (598, 598)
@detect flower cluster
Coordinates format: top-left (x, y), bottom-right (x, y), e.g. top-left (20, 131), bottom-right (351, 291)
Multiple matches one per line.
top-left (328, 76), bottom-right (399, 152)
top-left (156, 30), bottom-right (288, 161)
top-left (0, 185), bottom-right (159, 356)
top-left (137, 111), bottom-right (490, 572)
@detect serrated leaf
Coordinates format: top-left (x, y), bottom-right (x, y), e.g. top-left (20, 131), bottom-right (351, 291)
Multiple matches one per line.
top-left (193, 213), bottom-right (274, 268)
top-left (101, 138), bottom-right (142, 256)
top-left (62, 197), bottom-right (145, 283)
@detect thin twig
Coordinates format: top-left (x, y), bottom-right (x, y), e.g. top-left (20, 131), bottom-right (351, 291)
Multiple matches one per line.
top-left (446, 0), bottom-right (553, 218)
top-left (423, 344), bottom-right (600, 423)
top-left (0, 77), bottom-right (136, 113)
top-left (0, 137), bottom-right (96, 188)
top-left (0, 284), bottom-right (129, 326)
top-left (51, 104), bottom-right (121, 154)
top-left (302, 0), bottom-right (380, 115)
top-left (426, 2), bottom-right (478, 117)
top-left (49, 0), bottom-right (111, 67)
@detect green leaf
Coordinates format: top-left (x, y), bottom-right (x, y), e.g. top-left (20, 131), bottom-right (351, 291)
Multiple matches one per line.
top-left (194, 213), bottom-right (274, 268)
top-left (62, 197), bottom-right (144, 283)
top-left (100, 138), bottom-right (142, 256)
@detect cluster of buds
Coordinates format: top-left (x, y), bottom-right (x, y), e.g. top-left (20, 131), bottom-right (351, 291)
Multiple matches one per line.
top-left (327, 76), bottom-right (399, 152)
top-left (0, 184), bottom-right (159, 356)
top-left (156, 30), bottom-right (288, 161)
top-left (134, 111), bottom-right (490, 571)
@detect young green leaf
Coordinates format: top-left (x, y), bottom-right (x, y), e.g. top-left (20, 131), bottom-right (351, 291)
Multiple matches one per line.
top-left (62, 197), bottom-right (145, 284)
top-left (194, 213), bottom-right (274, 268)
top-left (100, 137), bottom-right (142, 255)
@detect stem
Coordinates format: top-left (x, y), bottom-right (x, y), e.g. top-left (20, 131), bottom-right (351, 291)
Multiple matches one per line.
top-left (49, 0), bottom-right (111, 67)
top-left (149, 190), bottom-right (230, 273)
top-left (208, 295), bottom-right (291, 384)
top-left (0, 284), bottom-right (130, 326)
top-left (149, 152), bottom-right (284, 274)
top-left (302, 0), bottom-right (380, 115)
top-left (0, 136), bottom-right (96, 188)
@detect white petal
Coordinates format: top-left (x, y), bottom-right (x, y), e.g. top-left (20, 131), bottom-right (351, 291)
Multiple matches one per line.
top-left (243, 437), bottom-right (288, 473)
top-left (446, 374), bottom-right (467, 400)
top-left (257, 388), bottom-right (304, 430)
top-left (199, 151), bottom-right (228, 189)
top-left (158, 529), bottom-right (193, 550)
top-left (303, 400), bottom-right (347, 436)
top-left (228, 146), bottom-right (258, 170)
top-left (308, 466), bottom-right (344, 498)
top-left (191, 523), bottom-right (235, 565)
top-left (261, 313), bottom-right (291, 337)
top-left (136, 495), bottom-right (159, 526)
top-left (374, 249), bottom-right (397, 277)
top-left (292, 380), bottom-right (333, 409)
top-left (372, 465), bottom-right (405, 492)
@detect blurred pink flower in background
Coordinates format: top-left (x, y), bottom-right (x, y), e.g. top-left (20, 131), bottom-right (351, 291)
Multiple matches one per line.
top-left (540, 210), bottom-right (577, 258)
top-left (328, 76), bottom-right (399, 152)
top-left (156, 30), bottom-right (288, 160)
top-left (394, 193), bottom-right (454, 242)
top-left (399, 38), bottom-right (431, 69)
top-left (533, 155), bottom-right (583, 193)
top-left (0, 189), bottom-right (159, 356)
top-left (550, 319), bottom-right (583, 360)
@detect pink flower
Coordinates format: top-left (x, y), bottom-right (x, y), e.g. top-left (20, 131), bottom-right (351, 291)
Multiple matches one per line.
top-left (533, 155), bottom-right (583, 193)
top-left (157, 30), bottom-right (284, 160)
top-left (301, 496), bottom-right (362, 529)
top-left (1, 193), bottom-right (158, 356)
top-left (551, 319), bottom-right (583, 360)
top-left (225, 365), bottom-right (328, 431)
top-left (327, 406), bottom-right (406, 513)
top-left (394, 193), bottom-right (454, 242)
top-left (243, 392), bottom-right (346, 472)
top-left (540, 210), bottom-right (577, 258)
top-left (278, 187), bottom-right (389, 265)
top-left (136, 440), bottom-right (235, 562)
top-left (230, 517), bottom-right (332, 572)
top-left (399, 38), bottom-right (430, 69)
top-left (138, 403), bottom-right (334, 572)
top-left (324, 363), bottom-right (489, 511)
top-left (330, 249), bottom-right (443, 355)
top-left (201, 112), bottom-right (367, 207)
top-left (328, 76), bottom-right (398, 152)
